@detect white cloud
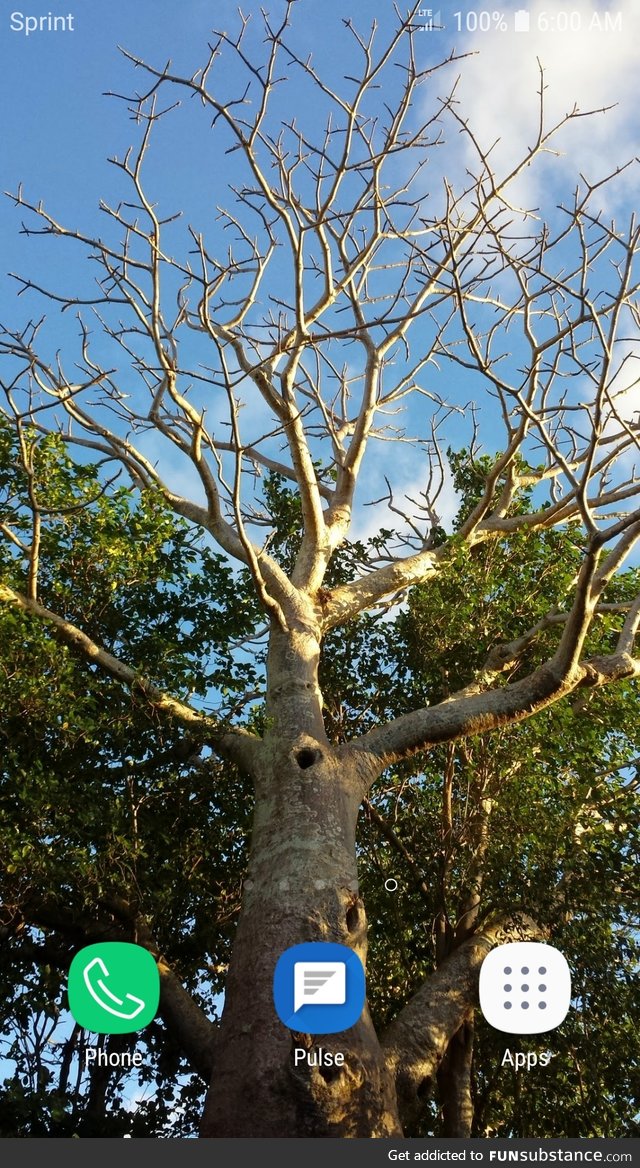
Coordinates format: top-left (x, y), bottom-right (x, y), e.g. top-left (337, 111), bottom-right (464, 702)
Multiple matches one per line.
top-left (350, 444), bottom-right (461, 545)
top-left (426, 0), bottom-right (640, 216)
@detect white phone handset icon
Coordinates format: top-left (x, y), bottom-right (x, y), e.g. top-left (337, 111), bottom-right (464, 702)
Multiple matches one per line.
top-left (83, 956), bottom-right (146, 1021)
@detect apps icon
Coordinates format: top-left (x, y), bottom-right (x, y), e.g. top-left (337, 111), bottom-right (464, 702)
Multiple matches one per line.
top-left (479, 941), bottom-right (571, 1034)
top-left (273, 942), bottom-right (365, 1034)
top-left (68, 942), bottom-right (160, 1034)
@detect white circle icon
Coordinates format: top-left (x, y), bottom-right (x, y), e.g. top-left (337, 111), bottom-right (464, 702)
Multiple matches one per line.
top-left (479, 942), bottom-right (571, 1034)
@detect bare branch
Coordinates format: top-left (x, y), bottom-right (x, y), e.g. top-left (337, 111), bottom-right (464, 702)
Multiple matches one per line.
top-left (0, 581), bottom-right (259, 769)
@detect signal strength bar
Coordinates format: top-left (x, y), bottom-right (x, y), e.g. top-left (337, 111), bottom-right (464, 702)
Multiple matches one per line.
top-left (416, 9), bottom-right (444, 31)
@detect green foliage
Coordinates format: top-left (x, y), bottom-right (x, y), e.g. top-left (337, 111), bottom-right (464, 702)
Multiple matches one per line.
top-left (358, 518), bottom-right (640, 1136)
top-left (1, 434), bottom-right (638, 1136)
top-left (0, 423), bottom-right (257, 1135)
top-left (260, 465), bottom-right (639, 1136)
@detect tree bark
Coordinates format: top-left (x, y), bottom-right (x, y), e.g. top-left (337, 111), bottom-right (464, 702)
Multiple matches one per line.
top-left (437, 1020), bottom-right (475, 1137)
top-left (200, 627), bottom-right (401, 1137)
top-left (382, 914), bottom-right (544, 1133)
top-left (199, 742), bottom-right (401, 1136)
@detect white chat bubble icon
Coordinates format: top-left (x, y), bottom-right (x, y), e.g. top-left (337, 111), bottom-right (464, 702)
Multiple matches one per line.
top-left (293, 962), bottom-right (346, 1014)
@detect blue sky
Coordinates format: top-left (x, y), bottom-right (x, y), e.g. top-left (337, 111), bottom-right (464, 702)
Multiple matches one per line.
top-left (2, 0), bottom-right (639, 536)
top-left (1, 0), bottom-right (640, 537)
top-left (4, 0), bottom-right (639, 273)
top-left (4, 0), bottom-right (639, 274)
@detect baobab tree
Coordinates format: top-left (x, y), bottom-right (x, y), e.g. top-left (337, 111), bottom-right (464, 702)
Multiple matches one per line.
top-left (1, 3), bottom-right (639, 1137)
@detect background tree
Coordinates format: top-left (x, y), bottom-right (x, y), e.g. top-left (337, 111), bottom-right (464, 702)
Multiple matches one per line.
top-left (1, 3), bottom-right (639, 1138)
top-left (0, 419), bottom-right (254, 1134)
top-left (2, 440), bottom-right (637, 1137)
top-left (353, 455), bottom-right (640, 1136)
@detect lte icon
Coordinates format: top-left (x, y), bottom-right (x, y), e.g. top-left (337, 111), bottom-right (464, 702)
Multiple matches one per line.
top-left (273, 942), bottom-right (365, 1034)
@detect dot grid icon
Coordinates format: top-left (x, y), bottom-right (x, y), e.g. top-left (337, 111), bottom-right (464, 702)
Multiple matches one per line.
top-left (479, 942), bottom-right (572, 1034)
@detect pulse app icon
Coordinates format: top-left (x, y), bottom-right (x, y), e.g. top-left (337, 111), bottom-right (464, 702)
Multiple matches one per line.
top-left (273, 942), bottom-right (365, 1033)
top-left (479, 942), bottom-right (571, 1034)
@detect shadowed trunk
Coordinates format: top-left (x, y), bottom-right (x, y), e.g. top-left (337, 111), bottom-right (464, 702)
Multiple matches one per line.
top-left (437, 1019), bottom-right (475, 1137)
top-left (199, 740), bottom-right (401, 1136)
top-left (200, 626), bottom-right (402, 1137)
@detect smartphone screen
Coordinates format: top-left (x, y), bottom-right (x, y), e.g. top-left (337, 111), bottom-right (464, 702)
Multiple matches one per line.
top-left (1, 0), bottom-right (638, 1150)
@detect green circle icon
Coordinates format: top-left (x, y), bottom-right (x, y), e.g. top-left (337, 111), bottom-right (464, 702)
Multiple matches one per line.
top-left (68, 942), bottom-right (160, 1034)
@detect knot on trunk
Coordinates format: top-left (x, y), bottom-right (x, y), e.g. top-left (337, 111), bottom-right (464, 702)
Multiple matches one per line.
top-left (295, 746), bottom-right (323, 769)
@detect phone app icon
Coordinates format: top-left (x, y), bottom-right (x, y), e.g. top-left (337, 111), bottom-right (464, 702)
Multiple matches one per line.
top-left (273, 942), bottom-right (365, 1034)
top-left (68, 942), bottom-right (160, 1034)
top-left (479, 942), bottom-right (571, 1034)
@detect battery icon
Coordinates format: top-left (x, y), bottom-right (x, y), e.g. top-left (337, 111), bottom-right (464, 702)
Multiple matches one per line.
top-left (514, 9), bottom-right (530, 32)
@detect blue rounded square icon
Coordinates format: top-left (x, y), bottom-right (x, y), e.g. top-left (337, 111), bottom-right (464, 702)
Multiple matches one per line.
top-left (273, 942), bottom-right (365, 1034)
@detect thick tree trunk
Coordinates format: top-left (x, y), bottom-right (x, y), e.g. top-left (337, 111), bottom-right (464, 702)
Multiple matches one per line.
top-left (199, 625), bottom-right (401, 1137)
top-left (437, 1020), bottom-right (475, 1137)
top-left (436, 781), bottom-right (490, 1136)
top-left (199, 741), bottom-right (401, 1136)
